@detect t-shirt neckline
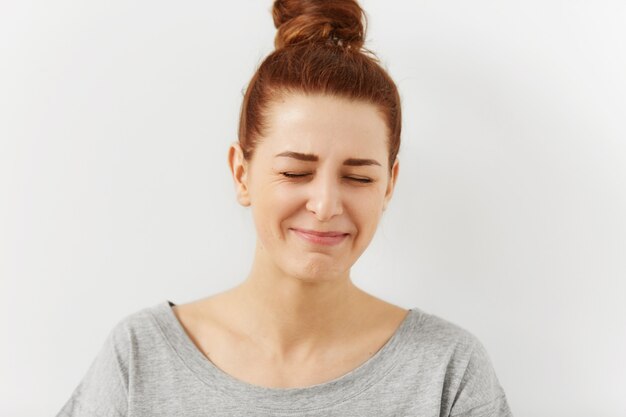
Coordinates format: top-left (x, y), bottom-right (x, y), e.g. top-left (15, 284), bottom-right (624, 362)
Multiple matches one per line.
top-left (151, 299), bottom-right (422, 412)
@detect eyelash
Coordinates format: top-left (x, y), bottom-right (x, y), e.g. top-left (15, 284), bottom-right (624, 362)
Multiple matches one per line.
top-left (280, 172), bottom-right (373, 183)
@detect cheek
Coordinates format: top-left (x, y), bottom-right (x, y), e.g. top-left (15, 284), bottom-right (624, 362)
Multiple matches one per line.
top-left (251, 185), bottom-right (300, 240)
top-left (356, 204), bottom-right (382, 230)
top-left (273, 185), bottom-right (304, 207)
top-left (349, 189), bottom-right (385, 231)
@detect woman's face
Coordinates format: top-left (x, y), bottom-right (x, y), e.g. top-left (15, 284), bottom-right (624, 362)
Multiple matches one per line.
top-left (229, 93), bottom-right (399, 282)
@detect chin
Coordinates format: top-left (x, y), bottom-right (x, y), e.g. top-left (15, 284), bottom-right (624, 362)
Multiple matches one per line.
top-left (287, 259), bottom-right (350, 283)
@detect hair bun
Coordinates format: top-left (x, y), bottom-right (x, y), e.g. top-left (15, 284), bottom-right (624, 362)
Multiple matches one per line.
top-left (272, 0), bottom-right (366, 50)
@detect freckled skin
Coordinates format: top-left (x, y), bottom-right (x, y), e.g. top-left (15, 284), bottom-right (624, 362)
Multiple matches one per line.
top-left (229, 93), bottom-right (399, 283)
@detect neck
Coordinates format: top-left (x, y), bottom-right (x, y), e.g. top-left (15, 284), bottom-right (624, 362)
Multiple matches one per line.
top-left (223, 242), bottom-right (376, 361)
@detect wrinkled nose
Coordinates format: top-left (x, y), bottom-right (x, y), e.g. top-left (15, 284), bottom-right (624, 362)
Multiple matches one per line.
top-left (305, 174), bottom-right (343, 221)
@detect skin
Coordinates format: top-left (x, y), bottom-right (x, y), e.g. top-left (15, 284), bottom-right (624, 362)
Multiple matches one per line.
top-left (173, 93), bottom-right (408, 388)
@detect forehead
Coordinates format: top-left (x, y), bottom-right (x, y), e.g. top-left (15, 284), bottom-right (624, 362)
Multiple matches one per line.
top-left (259, 93), bottom-right (389, 159)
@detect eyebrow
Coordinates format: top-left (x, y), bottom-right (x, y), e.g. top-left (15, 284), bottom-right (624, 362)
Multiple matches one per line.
top-left (275, 151), bottom-right (381, 167)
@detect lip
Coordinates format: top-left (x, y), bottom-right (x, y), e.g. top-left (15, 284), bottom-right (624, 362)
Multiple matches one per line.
top-left (290, 228), bottom-right (349, 246)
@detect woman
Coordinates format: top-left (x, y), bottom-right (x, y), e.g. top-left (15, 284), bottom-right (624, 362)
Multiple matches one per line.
top-left (57, 0), bottom-right (513, 415)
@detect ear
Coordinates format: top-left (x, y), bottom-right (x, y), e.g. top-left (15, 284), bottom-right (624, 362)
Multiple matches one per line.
top-left (228, 142), bottom-right (251, 207)
top-left (382, 157), bottom-right (399, 212)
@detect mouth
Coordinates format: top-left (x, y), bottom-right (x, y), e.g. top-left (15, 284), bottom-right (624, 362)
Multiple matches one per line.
top-left (290, 228), bottom-right (349, 246)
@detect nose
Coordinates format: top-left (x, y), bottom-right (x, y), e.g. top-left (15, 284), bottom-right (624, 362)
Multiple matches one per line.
top-left (305, 173), bottom-right (344, 221)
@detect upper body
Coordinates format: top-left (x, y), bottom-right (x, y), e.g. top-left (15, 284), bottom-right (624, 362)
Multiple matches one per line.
top-left (56, 299), bottom-right (512, 417)
top-left (57, 0), bottom-right (513, 415)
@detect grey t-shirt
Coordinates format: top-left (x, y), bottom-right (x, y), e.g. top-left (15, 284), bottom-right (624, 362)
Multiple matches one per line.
top-left (56, 300), bottom-right (513, 416)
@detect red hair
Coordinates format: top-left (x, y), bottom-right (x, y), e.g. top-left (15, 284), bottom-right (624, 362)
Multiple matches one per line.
top-left (238, 0), bottom-right (402, 173)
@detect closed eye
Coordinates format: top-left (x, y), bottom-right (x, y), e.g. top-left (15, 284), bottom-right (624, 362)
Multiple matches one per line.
top-left (280, 172), bottom-right (373, 183)
top-left (281, 172), bottom-right (310, 178)
top-left (347, 177), bottom-right (373, 183)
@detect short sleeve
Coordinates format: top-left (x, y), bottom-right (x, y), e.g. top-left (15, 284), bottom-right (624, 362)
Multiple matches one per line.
top-left (448, 336), bottom-right (513, 417)
top-left (56, 321), bottom-right (130, 417)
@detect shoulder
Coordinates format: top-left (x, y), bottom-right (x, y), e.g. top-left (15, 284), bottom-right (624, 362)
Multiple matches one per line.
top-left (406, 307), bottom-right (482, 354)
top-left (56, 303), bottom-right (165, 417)
top-left (406, 307), bottom-right (499, 375)
top-left (405, 308), bottom-right (511, 416)
top-left (105, 301), bottom-right (170, 353)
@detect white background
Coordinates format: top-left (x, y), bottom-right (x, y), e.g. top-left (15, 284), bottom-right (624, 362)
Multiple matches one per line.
top-left (1, 0), bottom-right (625, 416)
